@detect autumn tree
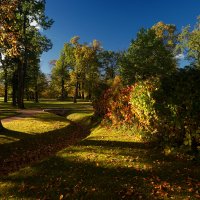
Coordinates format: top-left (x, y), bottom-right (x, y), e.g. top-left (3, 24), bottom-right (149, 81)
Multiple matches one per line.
top-left (151, 21), bottom-right (177, 52)
top-left (0, 0), bottom-right (53, 108)
top-left (70, 36), bottom-right (101, 103)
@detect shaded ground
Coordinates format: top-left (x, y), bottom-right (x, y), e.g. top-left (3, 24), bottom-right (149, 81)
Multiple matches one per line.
top-left (2, 109), bottom-right (44, 122)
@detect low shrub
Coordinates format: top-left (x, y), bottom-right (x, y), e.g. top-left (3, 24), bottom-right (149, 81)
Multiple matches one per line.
top-left (93, 76), bottom-right (133, 127)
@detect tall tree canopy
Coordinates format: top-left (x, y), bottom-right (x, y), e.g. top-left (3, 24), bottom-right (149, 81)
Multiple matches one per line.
top-left (0, 0), bottom-right (53, 108)
top-left (120, 28), bottom-right (176, 85)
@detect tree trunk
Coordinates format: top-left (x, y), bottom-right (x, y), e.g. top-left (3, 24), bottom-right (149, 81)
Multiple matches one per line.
top-left (4, 67), bottom-right (8, 103)
top-left (88, 88), bottom-right (92, 100)
top-left (0, 120), bottom-right (4, 131)
top-left (73, 81), bottom-right (78, 103)
top-left (61, 78), bottom-right (65, 100)
top-left (26, 89), bottom-right (30, 101)
top-left (17, 61), bottom-right (25, 109)
top-left (12, 70), bottom-right (17, 106)
top-left (81, 82), bottom-right (84, 99)
top-left (17, 11), bottom-right (27, 109)
top-left (35, 85), bottom-right (39, 103)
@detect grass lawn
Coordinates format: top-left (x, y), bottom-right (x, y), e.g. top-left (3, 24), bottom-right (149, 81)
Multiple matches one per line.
top-left (0, 100), bottom-right (199, 199)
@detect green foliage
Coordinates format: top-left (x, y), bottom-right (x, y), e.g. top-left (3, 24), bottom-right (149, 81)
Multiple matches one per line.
top-left (98, 50), bottom-right (121, 82)
top-left (120, 28), bottom-right (176, 85)
top-left (153, 67), bottom-right (200, 150)
top-left (129, 78), bottom-right (159, 132)
top-left (176, 16), bottom-right (200, 68)
top-left (50, 43), bottom-right (73, 100)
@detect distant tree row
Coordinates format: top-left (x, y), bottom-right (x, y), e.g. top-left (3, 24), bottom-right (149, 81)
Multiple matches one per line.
top-left (49, 37), bottom-right (121, 103)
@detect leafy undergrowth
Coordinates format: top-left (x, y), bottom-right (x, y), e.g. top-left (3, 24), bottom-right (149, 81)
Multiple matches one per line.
top-left (0, 112), bottom-right (199, 199)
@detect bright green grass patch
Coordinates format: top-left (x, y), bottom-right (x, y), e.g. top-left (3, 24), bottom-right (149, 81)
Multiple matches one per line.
top-left (1, 112), bottom-right (69, 145)
top-left (3, 113), bottom-right (69, 135)
top-left (67, 112), bottom-right (94, 127)
top-left (0, 112), bottom-right (199, 199)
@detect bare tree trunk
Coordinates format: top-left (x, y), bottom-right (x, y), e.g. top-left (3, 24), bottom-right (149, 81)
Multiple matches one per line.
top-left (17, 10), bottom-right (27, 109)
top-left (0, 120), bottom-right (4, 130)
top-left (73, 81), bottom-right (78, 103)
top-left (61, 78), bottom-right (65, 100)
top-left (35, 85), bottom-right (39, 103)
top-left (4, 69), bottom-right (8, 103)
top-left (12, 70), bottom-right (17, 106)
top-left (17, 61), bottom-right (25, 109)
top-left (81, 82), bottom-right (85, 99)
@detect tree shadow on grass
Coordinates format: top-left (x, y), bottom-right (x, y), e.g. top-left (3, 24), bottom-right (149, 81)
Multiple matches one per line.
top-left (80, 139), bottom-right (152, 149)
top-left (0, 150), bottom-right (199, 199)
top-left (0, 156), bottom-right (152, 199)
top-left (0, 121), bottom-right (91, 176)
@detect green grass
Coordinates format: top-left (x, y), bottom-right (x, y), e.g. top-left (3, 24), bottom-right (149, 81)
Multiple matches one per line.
top-left (0, 100), bottom-right (199, 199)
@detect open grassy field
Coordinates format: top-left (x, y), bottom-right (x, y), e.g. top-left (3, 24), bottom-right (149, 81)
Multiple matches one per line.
top-left (0, 100), bottom-right (199, 199)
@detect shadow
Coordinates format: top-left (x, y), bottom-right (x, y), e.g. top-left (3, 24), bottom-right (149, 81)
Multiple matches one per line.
top-left (0, 156), bottom-right (152, 199)
top-left (0, 150), bottom-right (199, 199)
top-left (0, 128), bottom-right (31, 140)
top-left (152, 68), bottom-right (200, 152)
top-left (80, 139), bottom-right (152, 150)
top-left (0, 120), bottom-right (91, 175)
top-left (43, 108), bottom-right (93, 118)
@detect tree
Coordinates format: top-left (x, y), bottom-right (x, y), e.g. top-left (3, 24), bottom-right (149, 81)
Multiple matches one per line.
top-left (70, 36), bottom-right (101, 103)
top-left (120, 28), bottom-right (176, 85)
top-left (51, 43), bottom-right (73, 100)
top-left (0, 0), bottom-right (53, 108)
top-left (151, 21), bottom-right (177, 52)
top-left (98, 50), bottom-right (121, 83)
top-left (0, 0), bottom-right (20, 56)
top-left (176, 16), bottom-right (200, 68)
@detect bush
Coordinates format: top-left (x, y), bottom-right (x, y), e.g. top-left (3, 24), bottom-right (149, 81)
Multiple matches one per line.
top-left (153, 68), bottom-right (200, 151)
top-left (129, 78), bottom-right (159, 133)
top-left (93, 76), bottom-right (133, 127)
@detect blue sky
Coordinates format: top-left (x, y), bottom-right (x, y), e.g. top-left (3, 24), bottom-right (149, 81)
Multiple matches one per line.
top-left (40, 0), bottom-right (200, 74)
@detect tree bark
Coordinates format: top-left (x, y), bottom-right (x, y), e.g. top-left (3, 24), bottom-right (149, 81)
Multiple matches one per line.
top-left (4, 68), bottom-right (8, 103)
top-left (12, 70), bottom-right (17, 106)
top-left (81, 82), bottom-right (85, 99)
top-left (35, 85), bottom-right (39, 103)
top-left (17, 11), bottom-right (27, 109)
top-left (73, 81), bottom-right (78, 103)
top-left (61, 78), bottom-right (65, 100)
top-left (0, 120), bottom-right (4, 131)
top-left (17, 61), bottom-right (25, 109)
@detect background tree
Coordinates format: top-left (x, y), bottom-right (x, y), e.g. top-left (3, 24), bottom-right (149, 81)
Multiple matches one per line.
top-left (176, 16), bottom-right (200, 68)
top-left (51, 43), bottom-right (73, 100)
top-left (120, 28), bottom-right (176, 85)
top-left (98, 50), bottom-right (121, 83)
top-left (70, 36), bottom-right (101, 103)
top-left (1, 0), bottom-right (53, 108)
top-left (151, 21), bottom-right (177, 52)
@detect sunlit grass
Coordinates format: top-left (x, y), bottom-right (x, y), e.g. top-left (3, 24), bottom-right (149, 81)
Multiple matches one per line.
top-left (3, 112), bottom-right (69, 135)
